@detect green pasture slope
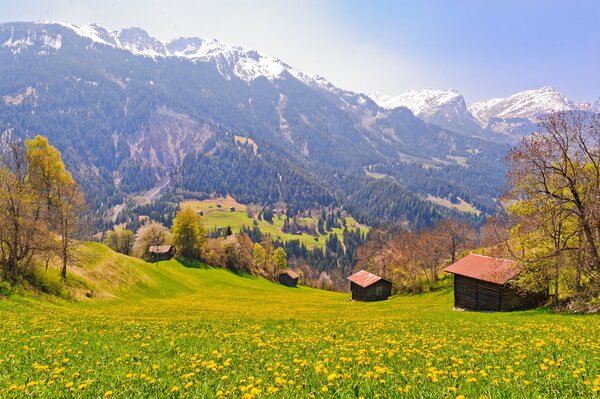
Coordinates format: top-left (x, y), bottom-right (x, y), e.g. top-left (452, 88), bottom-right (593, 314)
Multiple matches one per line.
top-left (182, 198), bottom-right (368, 250)
top-left (0, 243), bottom-right (599, 398)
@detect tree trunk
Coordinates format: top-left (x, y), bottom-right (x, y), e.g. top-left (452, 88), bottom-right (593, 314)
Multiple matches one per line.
top-left (553, 255), bottom-right (560, 308)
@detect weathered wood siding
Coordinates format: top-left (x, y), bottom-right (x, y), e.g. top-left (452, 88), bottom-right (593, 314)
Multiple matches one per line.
top-left (454, 275), bottom-right (546, 311)
top-left (454, 275), bottom-right (501, 311)
top-left (278, 274), bottom-right (298, 287)
top-left (351, 280), bottom-right (392, 302)
top-left (151, 249), bottom-right (174, 261)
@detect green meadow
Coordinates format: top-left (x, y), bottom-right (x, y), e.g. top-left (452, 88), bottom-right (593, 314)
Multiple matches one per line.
top-left (0, 243), bottom-right (599, 398)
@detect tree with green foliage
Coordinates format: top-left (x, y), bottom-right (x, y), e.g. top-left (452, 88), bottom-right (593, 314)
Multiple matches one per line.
top-left (26, 135), bottom-right (86, 280)
top-left (0, 141), bottom-right (49, 284)
top-left (172, 208), bottom-right (206, 259)
top-left (104, 230), bottom-right (135, 255)
top-left (506, 111), bottom-right (600, 300)
top-left (252, 243), bottom-right (267, 272)
top-left (272, 247), bottom-right (287, 274)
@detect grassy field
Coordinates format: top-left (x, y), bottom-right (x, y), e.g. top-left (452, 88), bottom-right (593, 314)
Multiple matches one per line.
top-left (425, 195), bottom-right (481, 216)
top-left (0, 243), bottom-right (599, 398)
top-left (181, 197), bottom-right (368, 249)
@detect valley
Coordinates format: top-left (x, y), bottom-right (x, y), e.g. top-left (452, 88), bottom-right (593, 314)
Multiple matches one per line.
top-left (0, 8), bottom-right (599, 399)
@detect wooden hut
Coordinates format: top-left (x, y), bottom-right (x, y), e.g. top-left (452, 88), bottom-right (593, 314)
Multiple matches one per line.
top-left (148, 245), bottom-right (174, 261)
top-left (444, 254), bottom-right (546, 311)
top-left (278, 270), bottom-right (300, 287)
top-left (347, 270), bottom-right (393, 302)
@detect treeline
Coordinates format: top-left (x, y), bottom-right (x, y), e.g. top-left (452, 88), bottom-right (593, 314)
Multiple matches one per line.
top-left (105, 207), bottom-right (290, 279)
top-left (354, 219), bottom-right (477, 293)
top-left (210, 221), bottom-right (365, 291)
top-left (367, 154), bottom-right (506, 216)
top-left (0, 136), bottom-right (85, 287)
top-left (336, 174), bottom-right (480, 229)
top-left (178, 142), bottom-right (335, 211)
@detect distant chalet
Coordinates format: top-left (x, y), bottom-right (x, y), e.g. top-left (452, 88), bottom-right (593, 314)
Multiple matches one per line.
top-left (347, 270), bottom-right (392, 302)
top-left (278, 270), bottom-right (300, 287)
top-left (444, 254), bottom-right (546, 311)
top-left (148, 245), bottom-right (174, 261)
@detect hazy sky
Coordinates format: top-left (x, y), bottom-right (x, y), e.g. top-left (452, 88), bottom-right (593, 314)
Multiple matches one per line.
top-left (1, 0), bottom-right (599, 103)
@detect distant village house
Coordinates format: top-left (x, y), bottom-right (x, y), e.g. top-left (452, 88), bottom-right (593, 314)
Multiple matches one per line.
top-left (347, 270), bottom-right (393, 302)
top-left (444, 254), bottom-right (546, 311)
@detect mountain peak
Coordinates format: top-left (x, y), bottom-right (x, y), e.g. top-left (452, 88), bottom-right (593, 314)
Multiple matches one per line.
top-left (370, 88), bottom-right (462, 115)
top-left (370, 88), bottom-right (481, 136)
top-left (24, 21), bottom-right (325, 85)
top-left (468, 86), bottom-right (584, 126)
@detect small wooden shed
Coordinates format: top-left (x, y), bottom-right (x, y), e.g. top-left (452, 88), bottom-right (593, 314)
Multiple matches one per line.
top-left (347, 270), bottom-right (393, 302)
top-left (444, 254), bottom-right (545, 311)
top-left (148, 245), bottom-right (174, 261)
top-left (278, 270), bottom-right (300, 287)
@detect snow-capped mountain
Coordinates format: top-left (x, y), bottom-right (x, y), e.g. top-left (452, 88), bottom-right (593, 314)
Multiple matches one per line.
top-left (467, 86), bottom-right (595, 139)
top-left (372, 86), bottom-right (595, 140)
top-left (3, 21), bottom-right (328, 86)
top-left (468, 86), bottom-right (588, 126)
top-left (370, 89), bottom-right (482, 136)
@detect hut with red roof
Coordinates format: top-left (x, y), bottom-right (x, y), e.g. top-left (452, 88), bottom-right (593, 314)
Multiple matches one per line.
top-left (347, 270), bottom-right (393, 302)
top-left (444, 254), bottom-right (546, 311)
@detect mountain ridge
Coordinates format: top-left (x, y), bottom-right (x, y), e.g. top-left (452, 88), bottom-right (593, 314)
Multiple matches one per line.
top-left (0, 21), bottom-right (508, 228)
top-left (371, 86), bottom-right (595, 140)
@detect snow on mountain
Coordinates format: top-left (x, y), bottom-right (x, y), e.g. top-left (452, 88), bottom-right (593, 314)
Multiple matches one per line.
top-left (370, 89), bottom-right (460, 115)
top-left (370, 89), bottom-right (482, 136)
top-left (28, 21), bottom-right (325, 86)
top-left (468, 86), bottom-right (587, 126)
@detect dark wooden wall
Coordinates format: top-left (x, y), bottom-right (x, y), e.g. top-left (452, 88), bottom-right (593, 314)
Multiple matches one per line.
top-left (278, 274), bottom-right (298, 287)
top-left (152, 250), bottom-right (174, 261)
top-left (351, 280), bottom-right (392, 302)
top-left (454, 275), bottom-right (544, 311)
top-left (454, 275), bottom-right (502, 311)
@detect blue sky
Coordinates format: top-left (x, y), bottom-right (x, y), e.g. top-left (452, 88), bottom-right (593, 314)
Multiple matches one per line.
top-left (1, 0), bottom-right (598, 102)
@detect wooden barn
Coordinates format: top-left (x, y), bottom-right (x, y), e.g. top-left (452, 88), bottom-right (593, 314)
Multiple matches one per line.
top-left (444, 254), bottom-right (546, 311)
top-left (278, 270), bottom-right (300, 287)
top-left (148, 245), bottom-right (174, 261)
top-left (347, 270), bottom-right (393, 302)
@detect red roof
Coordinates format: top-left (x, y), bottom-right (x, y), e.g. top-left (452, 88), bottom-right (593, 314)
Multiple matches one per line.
top-left (443, 254), bottom-right (520, 285)
top-left (347, 270), bottom-right (390, 288)
top-left (280, 269), bottom-right (299, 279)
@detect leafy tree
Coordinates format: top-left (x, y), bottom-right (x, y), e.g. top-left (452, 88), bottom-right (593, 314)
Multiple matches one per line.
top-left (0, 142), bottom-right (50, 284)
top-left (172, 208), bottom-right (206, 259)
top-left (252, 243), bottom-right (267, 271)
top-left (506, 111), bottom-right (600, 297)
top-left (272, 247), bottom-right (287, 273)
top-left (26, 135), bottom-right (86, 280)
top-left (104, 230), bottom-right (135, 255)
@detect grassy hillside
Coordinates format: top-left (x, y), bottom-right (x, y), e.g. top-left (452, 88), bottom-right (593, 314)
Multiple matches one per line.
top-left (181, 197), bottom-right (368, 249)
top-left (0, 244), bottom-right (599, 398)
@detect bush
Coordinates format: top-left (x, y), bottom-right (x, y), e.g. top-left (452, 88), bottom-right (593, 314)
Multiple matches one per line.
top-left (25, 268), bottom-right (70, 298)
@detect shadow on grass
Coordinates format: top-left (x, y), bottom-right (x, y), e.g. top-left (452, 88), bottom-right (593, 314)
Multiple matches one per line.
top-left (176, 257), bottom-right (212, 269)
top-left (175, 258), bottom-right (258, 280)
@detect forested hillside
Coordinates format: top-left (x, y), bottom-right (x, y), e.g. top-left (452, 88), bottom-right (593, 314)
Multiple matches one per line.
top-left (0, 22), bottom-right (509, 229)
